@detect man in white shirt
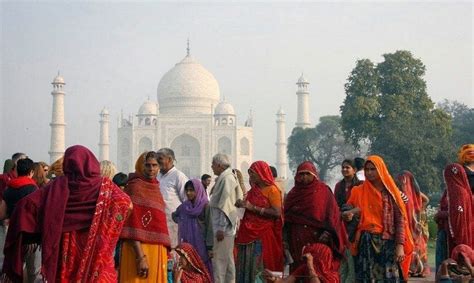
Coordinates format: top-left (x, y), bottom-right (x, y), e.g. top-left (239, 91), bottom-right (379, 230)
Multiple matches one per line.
top-left (209, 153), bottom-right (242, 283)
top-left (156, 148), bottom-right (188, 248)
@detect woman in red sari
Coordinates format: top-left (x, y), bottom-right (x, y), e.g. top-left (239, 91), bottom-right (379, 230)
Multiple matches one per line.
top-left (284, 161), bottom-right (347, 282)
top-left (444, 163), bottom-right (474, 252)
top-left (235, 160), bottom-right (284, 282)
top-left (396, 170), bottom-right (430, 277)
top-left (174, 243), bottom-right (213, 283)
top-left (2, 145), bottom-right (132, 282)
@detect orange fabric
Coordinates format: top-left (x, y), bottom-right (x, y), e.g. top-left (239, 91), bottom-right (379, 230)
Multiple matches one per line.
top-left (347, 155), bottom-right (414, 280)
top-left (261, 185), bottom-right (282, 209)
top-left (458, 144), bottom-right (474, 164)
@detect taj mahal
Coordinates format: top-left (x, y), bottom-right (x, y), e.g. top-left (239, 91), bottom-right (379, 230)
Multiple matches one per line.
top-left (115, 45), bottom-right (254, 178)
top-left (47, 43), bottom-right (313, 182)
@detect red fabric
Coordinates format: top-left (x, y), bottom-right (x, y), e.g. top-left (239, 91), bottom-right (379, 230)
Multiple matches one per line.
top-left (176, 243), bottom-right (212, 283)
top-left (435, 190), bottom-right (449, 231)
top-left (57, 181), bottom-right (131, 282)
top-left (120, 173), bottom-right (170, 247)
top-left (292, 243), bottom-right (340, 283)
top-left (236, 160), bottom-right (283, 271)
top-left (6, 176), bottom-right (37, 189)
top-left (2, 145), bottom-right (111, 282)
top-left (444, 163), bottom-right (474, 251)
top-left (451, 244), bottom-right (474, 264)
top-left (284, 161), bottom-right (347, 266)
top-left (0, 171), bottom-right (16, 199)
top-left (248, 160), bottom-right (276, 187)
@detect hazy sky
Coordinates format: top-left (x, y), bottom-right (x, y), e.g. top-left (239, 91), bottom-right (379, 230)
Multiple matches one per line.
top-left (1, 1), bottom-right (472, 170)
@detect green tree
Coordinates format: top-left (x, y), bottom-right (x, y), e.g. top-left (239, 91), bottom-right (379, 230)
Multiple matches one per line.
top-left (340, 50), bottom-right (452, 195)
top-left (437, 99), bottom-right (474, 147)
top-left (287, 115), bottom-right (356, 182)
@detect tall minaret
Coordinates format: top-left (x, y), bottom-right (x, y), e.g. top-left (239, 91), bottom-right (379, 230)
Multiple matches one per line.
top-left (98, 107), bottom-right (110, 161)
top-left (49, 73), bottom-right (66, 164)
top-left (295, 73), bottom-right (311, 128)
top-left (276, 107), bottom-right (288, 179)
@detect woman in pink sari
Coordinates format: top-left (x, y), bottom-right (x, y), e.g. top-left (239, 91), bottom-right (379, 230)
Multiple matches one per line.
top-left (2, 145), bottom-right (131, 282)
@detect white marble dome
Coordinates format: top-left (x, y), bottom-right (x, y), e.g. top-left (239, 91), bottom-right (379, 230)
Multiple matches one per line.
top-left (214, 100), bottom-right (235, 116)
top-left (157, 55), bottom-right (220, 115)
top-left (138, 100), bottom-right (158, 115)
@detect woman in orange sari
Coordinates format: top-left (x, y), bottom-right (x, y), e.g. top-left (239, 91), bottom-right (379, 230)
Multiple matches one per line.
top-left (235, 160), bottom-right (284, 282)
top-left (343, 155), bottom-right (413, 282)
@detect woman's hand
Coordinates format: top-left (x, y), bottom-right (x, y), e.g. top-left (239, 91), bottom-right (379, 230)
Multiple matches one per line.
top-left (136, 255), bottom-right (149, 278)
top-left (395, 244), bottom-right (405, 262)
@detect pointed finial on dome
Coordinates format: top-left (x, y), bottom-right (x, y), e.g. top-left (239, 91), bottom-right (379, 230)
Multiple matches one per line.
top-left (186, 38), bottom-right (190, 56)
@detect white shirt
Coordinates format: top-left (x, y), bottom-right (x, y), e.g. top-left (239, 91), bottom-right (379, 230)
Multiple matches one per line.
top-left (157, 166), bottom-right (188, 215)
top-left (356, 170), bottom-right (365, 181)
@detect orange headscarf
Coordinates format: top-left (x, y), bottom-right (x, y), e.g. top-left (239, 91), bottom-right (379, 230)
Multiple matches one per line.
top-left (458, 144), bottom-right (474, 164)
top-left (347, 155), bottom-right (414, 279)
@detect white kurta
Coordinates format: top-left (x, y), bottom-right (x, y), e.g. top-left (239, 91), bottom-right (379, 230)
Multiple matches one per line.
top-left (158, 166), bottom-right (188, 248)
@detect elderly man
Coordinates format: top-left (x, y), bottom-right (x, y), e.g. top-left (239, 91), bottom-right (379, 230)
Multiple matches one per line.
top-left (156, 148), bottom-right (188, 248)
top-left (209, 153), bottom-right (243, 283)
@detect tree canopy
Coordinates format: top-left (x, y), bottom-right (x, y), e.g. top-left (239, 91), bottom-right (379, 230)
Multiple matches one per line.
top-left (437, 99), bottom-right (474, 147)
top-left (340, 50), bottom-right (452, 195)
top-left (287, 115), bottom-right (356, 182)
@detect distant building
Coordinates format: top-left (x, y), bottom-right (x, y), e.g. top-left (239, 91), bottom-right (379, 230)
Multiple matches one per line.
top-left (117, 44), bottom-right (254, 178)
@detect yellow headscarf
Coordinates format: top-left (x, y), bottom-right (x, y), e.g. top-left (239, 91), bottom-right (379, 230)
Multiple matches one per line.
top-left (458, 144), bottom-right (474, 164)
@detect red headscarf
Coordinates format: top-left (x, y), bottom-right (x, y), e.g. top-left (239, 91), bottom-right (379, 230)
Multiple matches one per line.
top-left (444, 163), bottom-right (474, 250)
top-left (175, 243), bottom-right (213, 283)
top-left (451, 244), bottom-right (474, 264)
top-left (2, 145), bottom-right (103, 282)
top-left (284, 161), bottom-right (347, 257)
top-left (248, 160), bottom-right (276, 187)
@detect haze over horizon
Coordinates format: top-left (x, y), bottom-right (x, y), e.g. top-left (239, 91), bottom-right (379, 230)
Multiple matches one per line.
top-left (1, 2), bottom-right (472, 175)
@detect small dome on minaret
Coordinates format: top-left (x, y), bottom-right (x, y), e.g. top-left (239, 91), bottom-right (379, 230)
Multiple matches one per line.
top-left (100, 107), bottom-right (109, 115)
top-left (52, 73), bottom-right (65, 85)
top-left (297, 73), bottom-right (309, 85)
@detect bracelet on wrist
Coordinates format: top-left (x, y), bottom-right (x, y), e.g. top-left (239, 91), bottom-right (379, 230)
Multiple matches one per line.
top-left (260, 207), bottom-right (265, 215)
top-left (136, 255), bottom-right (146, 262)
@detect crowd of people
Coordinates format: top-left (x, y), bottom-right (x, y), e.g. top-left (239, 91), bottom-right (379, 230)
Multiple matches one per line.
top-left (0, 143), bottom-right (472, 283)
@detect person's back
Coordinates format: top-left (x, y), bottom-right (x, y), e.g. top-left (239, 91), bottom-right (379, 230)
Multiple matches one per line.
top-left (3, 158), bottom-right (37, 217)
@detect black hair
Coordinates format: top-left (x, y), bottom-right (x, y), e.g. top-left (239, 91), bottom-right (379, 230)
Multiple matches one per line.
top-left (354, 157), bottom-right (365, 171)
top-left (16, 158), bottom-right (34, 176)
top-left (184, 180), bottom-right (195, 191)
top-left (201, 174), bottom-right (211, 181)
top-left (270, 166), bottom-right (278, 178)
top-left (342, 159), bottom-right (357, 169)
top-left (145, 151), bottom-right (159, 161)
top-left (112, 172), bottom-right (128, 187)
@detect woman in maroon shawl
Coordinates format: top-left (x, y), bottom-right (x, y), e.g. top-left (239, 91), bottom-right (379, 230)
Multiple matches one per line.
top-left (2, 145), bottom-right (132, 282)
top-left (235, 160), bottom-right (284, 282)
top-left (444, 163), bottom-right (474, 252)
top-left (284, 161), bottom-right (347, 282)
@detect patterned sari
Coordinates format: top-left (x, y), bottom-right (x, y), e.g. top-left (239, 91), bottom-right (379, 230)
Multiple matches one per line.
top-left (2, 145), bottom-right (132, 282)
